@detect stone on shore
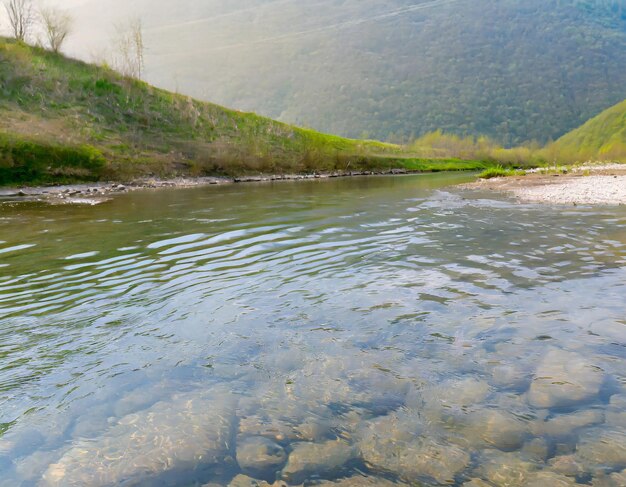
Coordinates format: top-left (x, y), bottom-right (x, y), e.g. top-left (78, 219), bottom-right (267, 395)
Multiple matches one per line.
top-left (527, 349), bottom-right (604, 409)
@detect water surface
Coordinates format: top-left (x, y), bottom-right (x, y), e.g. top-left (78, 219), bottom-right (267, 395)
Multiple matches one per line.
top-left (0, 174), bottom-right (625, 486)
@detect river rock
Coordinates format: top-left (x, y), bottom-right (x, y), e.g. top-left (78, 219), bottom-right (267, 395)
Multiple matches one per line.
top-left (474, 450), bottom-right (539, 486)
top-left (281, 440), bottom-right (355, 483)
top-left (521, 438), bottom-right (550, 462)
top-left (357, 413), bottom-right (469, 483)
top-left (524, 471), bottom-right (577, 486)
top-left (531, 409), bottom-right (605, 437)
top-left (295, 417), bottom-right (333, 441)
top-left (606, 394), bottom-right (626, 427)
top-left (227, 475), bottom-right (288, 487)
top-left (491, 364), bottom-right (531, 391)
top-left (591, 469), bottom-right (626, 487)
top-left (462, 480), bottom-right (492, 487)
top-left (239, 415), bottom-right (300, 442)
top-left (415, 376), bottom-right (491, 423)
top-left (41, 392), bottom-right (236, 486)
top-left (236, 437), bottom-right (286, 477)
top-left (549, 454), bottom-right (587, 477)
top-left (527, 349), bottom-right (604, 409)
top-left (318, 476), bottom-right (406, 486)
top-left (469, 409), bottom-right (529, 451)
top-left (575, 429), bottom-right (626, 470)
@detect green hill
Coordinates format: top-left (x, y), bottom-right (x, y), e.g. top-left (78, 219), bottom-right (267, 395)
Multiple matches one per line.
top-left (1, 38), bottom-right (491, 185)
top-left (57, 0), bottom-right (626, 146)
top-left (548, 99), bottom-right (626, 162)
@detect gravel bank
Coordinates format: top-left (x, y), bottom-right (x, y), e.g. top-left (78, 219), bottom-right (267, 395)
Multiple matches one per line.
top-left (465, 164), bottom-right (626, 205)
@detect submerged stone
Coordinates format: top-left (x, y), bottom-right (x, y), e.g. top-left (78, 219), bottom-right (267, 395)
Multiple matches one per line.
top-left (531, 409), bottom-right (605, 437)
top-left (474, 450), bottom-right (539, 486)
top-left (41, 392), bottom-right (236, 487)
top-left (575, 429), bottom-right (626, 470)
top-left (238, 416), bottom-right (300, 442)
top-left (470, 409), bottom-right (529, 451)
top-left (236, 436), bottom-right (286, 477)
top-left (549, 454), bottom-right (587, 477)
top-left (527, 349), bottom-right (604, 409)
top-left (357, 413), bottom-right (470, 484)
top-left (227, 474), bottom-right (288, 487)
top-left (281, 440), bottom-right (355, 483)
top-left (524, 471), bottom-right (577, 486)
top-left (521, 438), bottom-right (550, 462)
top-left (318, 476), bottom-right (406, 486)
top-left (606, 394), bottom-right (626, 427)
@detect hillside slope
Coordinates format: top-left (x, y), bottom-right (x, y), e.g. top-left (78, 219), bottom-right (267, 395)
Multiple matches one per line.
top-left (0, 38), bottom-right (419, 185)
top-left (549, 99), bottom-right (626, 161)
top-left (50, 0), bottom-right (626, 145)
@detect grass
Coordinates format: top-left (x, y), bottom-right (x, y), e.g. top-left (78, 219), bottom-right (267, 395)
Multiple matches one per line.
top-left (0, 132), bottom-right (105, 185)
top-left (0, 37), bottom-right (503, 186)
top-left (478, 165), bottom-right (526, 179)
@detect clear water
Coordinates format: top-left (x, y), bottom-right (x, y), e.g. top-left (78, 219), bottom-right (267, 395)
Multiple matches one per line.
top-left (0, 173), bottom-right (624, 486)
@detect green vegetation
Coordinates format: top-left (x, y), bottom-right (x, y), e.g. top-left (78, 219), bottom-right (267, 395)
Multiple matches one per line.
top-left (2, 32), bottom-right (623, 187)
top-left (546, 99), bottom-right (626, 162)
top-left (478, 166), bottom-right (526, 179)
top-left (406, 104), bottom-right (626, 169)
top-left (2, 37), bottom-right (494, 185)
top-left (0, 133), bottom-right (105, 185)
top-left (97, 0), bottom-right (626, 145)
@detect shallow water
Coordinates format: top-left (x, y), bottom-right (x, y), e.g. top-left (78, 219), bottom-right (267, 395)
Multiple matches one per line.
top-left (0, 173), bottom-right (625, 486)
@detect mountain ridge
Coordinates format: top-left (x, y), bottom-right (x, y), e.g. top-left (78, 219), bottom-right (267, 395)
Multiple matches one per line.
top-left (44, 0), bottom-right (626, 145)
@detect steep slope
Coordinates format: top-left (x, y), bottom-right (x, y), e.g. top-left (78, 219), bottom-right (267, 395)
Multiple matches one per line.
top-left (46, 0), bottom-right (626, 145)
top-left (0, 38), bottom-right (415, 185)
top-left (549, 99), bottom-right (626, 161)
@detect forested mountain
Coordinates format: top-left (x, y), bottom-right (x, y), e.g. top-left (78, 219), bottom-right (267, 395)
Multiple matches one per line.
top-left (38, 0), bottom-right (626, 145)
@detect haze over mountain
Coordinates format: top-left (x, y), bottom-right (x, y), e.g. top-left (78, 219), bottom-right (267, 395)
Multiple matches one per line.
top-left (20, 0), bottom-right (626, 145)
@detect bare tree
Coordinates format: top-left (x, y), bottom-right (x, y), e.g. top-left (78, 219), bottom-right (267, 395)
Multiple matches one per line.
top-left (4, 0), bottom-right (35, 42)
top-left (112, 17), bottom-right (145, 79)
top-left (39, 6), bottom-right (73, 53)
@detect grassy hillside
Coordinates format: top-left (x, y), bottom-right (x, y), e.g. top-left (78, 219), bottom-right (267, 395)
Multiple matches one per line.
top-left (4, 38), bottom-right (477, 185)
top-left (547, 99), bottom-right (626, 162)
top-left (55, 0), bottom-right (626, 146)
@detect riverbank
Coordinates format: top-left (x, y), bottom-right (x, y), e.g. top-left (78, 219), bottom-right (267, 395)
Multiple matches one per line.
top-left (0, 169), bottom-right (419, 205)
top-left (465, 163), bottom-right (626, 205)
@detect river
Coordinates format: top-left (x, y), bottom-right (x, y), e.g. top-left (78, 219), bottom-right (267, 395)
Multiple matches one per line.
top-left (0, 173), bottom-right (625, 486)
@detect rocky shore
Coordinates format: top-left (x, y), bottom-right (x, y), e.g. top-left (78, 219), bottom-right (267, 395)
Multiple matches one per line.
top-left (465, 163), bottom-right (626, 205)
top-left (0, 170), bottom-right (411, 205)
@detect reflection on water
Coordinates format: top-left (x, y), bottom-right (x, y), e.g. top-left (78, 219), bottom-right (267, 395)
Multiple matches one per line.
top-left (0, 174), bottom-right (625, 486)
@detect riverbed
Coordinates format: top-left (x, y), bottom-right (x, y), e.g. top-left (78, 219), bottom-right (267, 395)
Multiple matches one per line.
top-left (0, 173), bottom-right (625, 486)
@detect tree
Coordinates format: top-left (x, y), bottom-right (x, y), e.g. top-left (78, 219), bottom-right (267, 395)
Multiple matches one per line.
top-left (113, 17), bottom-right (145, 79)
top-left (39, 6), bottom-right (73, 53)
top-left (4, 0), bottom-right (34, 42)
